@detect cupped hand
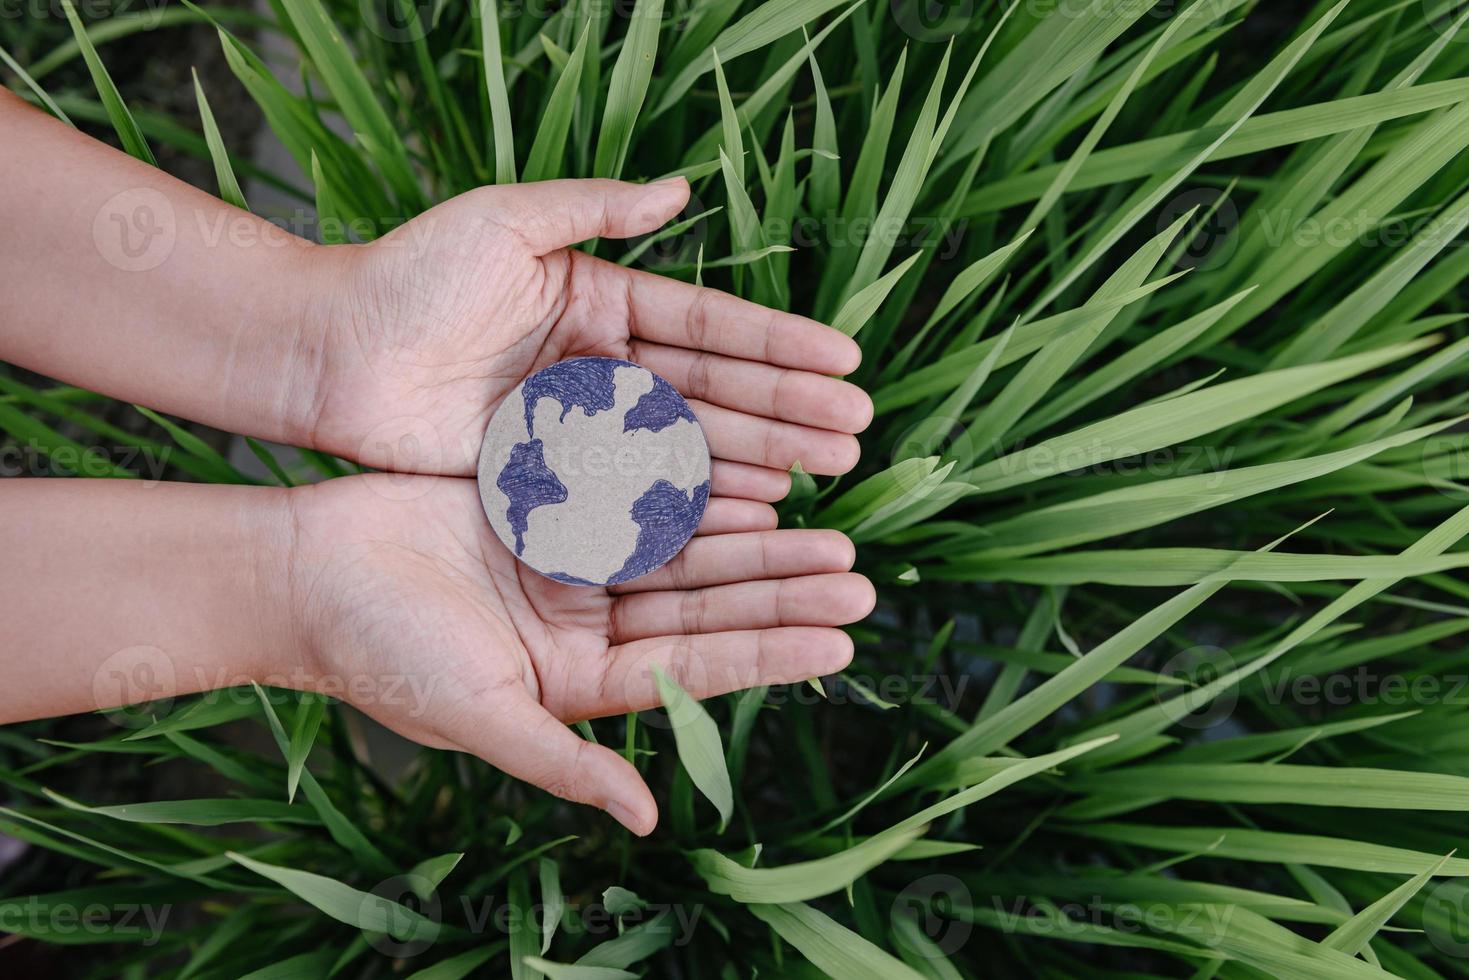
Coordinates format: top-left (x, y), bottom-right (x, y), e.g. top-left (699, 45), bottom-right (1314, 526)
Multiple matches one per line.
top-left (301, 177), bottom-right (873, 502)
top-left (281, 473), bottom-right (876, 836)
top-left (278, 178), bottom-right (879, 835)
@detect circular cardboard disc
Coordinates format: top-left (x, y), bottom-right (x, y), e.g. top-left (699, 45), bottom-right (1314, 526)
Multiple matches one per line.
top-left (477, 357), bottom-right (712, 586)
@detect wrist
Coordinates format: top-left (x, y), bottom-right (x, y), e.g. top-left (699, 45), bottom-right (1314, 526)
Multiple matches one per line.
top-left (248, 482), bottom-right (324, 691)
top-left (267, 241), bottom-right (360, 456)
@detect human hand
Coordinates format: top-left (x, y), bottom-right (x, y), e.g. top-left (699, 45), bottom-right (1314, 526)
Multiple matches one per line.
top-left (0, 109), bottom-right (881, 836)
top-left (297, 177), bottom-right (873, 501)
top-left (280, 473), bottom-right (876, 835)
top-left (276, 179), bottom-right (879, 835)
top-left (3, 101), bottom-right (873, 498)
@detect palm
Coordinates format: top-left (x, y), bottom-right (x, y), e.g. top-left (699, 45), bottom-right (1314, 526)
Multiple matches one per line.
top-left (293, 474), bottom-right (871, 834)
top-left (294, 476), bottom-right (609, 743)
top-left (317, 196), bottom-right (610, 475)
top-left (312, 179), bottom-right (871, 492)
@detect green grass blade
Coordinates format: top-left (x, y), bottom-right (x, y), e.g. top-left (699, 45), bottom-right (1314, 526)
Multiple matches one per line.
top-left (191, 69), bottom-right (248, 210)
top-left (967, 338), bottom-right (1435, 494)
top-left (522, 22), bottom-right (589, 183)
top-left (1323, 853), bottom-right (1451, 956)
top-left (749, 902), bottom-right (927, 980)
top-left (60, 0), bottom-right (155, 165)
top-left (45, 791), bottom-right (320, 826)
top-left (479, 0), bottom-right (517, 184)
top-left (283, 694), bottom-right (324, 804)
top-left (275, 0), bottom-right (420, 206)
top-left (1073, 823), bottom-right (1469, 876)
top-left (593, 0), bottom-right (663, 179)
top-left (228, 851), bottom-right (435, 939)
top-left (653, 665), bottom-right (733, 830)
top-left (651, 0), bottom-right (849, 117)
top-left (0, 44), bottom-right (73, 124)
top-left (830, 253), bottom-right (921, 337)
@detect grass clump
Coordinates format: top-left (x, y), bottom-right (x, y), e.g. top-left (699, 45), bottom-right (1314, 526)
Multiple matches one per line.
top-left (10, 0), bottom-right (1469, 975)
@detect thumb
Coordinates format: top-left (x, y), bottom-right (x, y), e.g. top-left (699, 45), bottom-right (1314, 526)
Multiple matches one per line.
top-left (489, 176), bottom-right (689, 255)
top-left (447, 690), bottom-right (658, 835)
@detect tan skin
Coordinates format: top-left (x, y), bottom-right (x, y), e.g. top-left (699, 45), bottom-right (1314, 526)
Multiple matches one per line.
top-left (290, 475), bottom-right (870, 834)
top-left (309, 175), bottom-right (872, 479)
top-left (0, 91), bottom-right (876, 834)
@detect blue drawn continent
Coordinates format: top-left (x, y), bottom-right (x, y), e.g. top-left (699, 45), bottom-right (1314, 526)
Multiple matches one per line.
top-left (521, 357), bottom-right (622, 436)
top-left (497, 439), bottom-right (568, 555)
top-left (623, 374), bottom-right (697, 434)
top-left (546, 571), bottom-right (600, 586)
top-left (607, 479), bottom-right (711, 585)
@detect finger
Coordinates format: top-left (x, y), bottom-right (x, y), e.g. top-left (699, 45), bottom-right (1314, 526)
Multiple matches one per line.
top-left (609, 529), bottom-right (856, 594)
top-left (691, 399), bottom-right (861, 475)
top-left (617, 263), bottom-right (861, 375)
top-left (696, 498), bottom-right (777, 536)
top-left (448, 691), bottom-right (657, 835)
top-left (710, 459), bottom-right (791, 503)
top-left (560, 628), bottom-right (855, 719)
top-left (630, 340), bottom-right (874, 434)
top-left (485, 177), bottom-right (689, 255)
top-left (610, 572), bottom-right (876, 643)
